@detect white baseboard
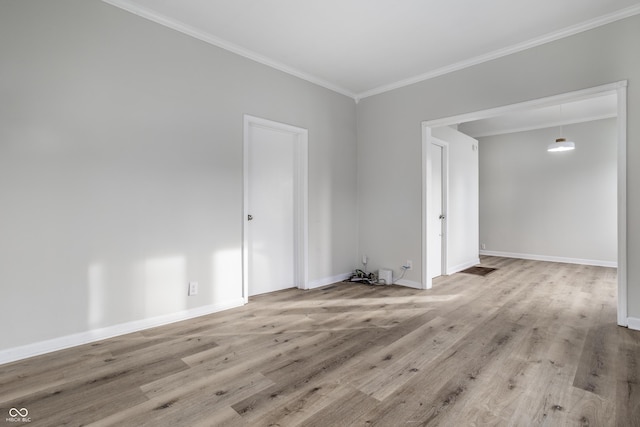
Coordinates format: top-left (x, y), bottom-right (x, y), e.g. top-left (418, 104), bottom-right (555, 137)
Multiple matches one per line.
top-left (311, 272), bottom-right (423, 290)
top-left (479, 250), bottom-right (617, 268)
top-left (627, 317), bottom-right (640, 331)
top-left (0, 298), bottom-right (245, 366)
top-left (447, 258), bottom-right (481, 275)
top-left (394, 258), bottom-right (480, 289)
top-left (395, 279), bottom-right (423, 289)
top-left (307, 272), bottom-right (351, 289)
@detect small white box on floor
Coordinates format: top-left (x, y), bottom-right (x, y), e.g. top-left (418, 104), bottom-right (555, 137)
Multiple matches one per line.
top-left (378, 269), bottom-right (393, 285)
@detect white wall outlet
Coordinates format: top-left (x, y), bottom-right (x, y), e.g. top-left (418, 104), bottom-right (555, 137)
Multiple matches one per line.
top-left (405, 260), bottom-right (413, 270)
top-left (481, 243), bottom-right (486, 250)
top-left (362, 255), bottom-right (368, 265)
top-left (188, 281), bottom-right (198, 296)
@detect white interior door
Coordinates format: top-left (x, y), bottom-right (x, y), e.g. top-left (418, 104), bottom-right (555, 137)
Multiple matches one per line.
top-left (429, 142), bottom-right (445, 279)
top-left (247, 124), bottom-right (296, 296)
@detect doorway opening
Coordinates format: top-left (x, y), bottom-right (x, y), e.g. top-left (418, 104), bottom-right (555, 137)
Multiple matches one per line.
top-left (421, 81), bottom-right (627, 327)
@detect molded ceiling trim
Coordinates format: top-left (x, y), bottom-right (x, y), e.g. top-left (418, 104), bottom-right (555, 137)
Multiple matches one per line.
top-left (357, 4), bottom-right (640, 101)
top-left (102, 1), bottom-right (640, 102)
top-left (101, 0), bottom-right (357, 99)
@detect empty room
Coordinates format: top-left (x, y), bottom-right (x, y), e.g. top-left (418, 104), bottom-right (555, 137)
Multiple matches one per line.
top-left (1, 0), bottom-right (639, 425)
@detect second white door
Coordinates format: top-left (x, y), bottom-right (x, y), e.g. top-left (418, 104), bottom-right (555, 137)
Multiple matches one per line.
top-left (247, 123), bottom-right (296, 296)
top-left (429, 141), bottom-right (445, 278)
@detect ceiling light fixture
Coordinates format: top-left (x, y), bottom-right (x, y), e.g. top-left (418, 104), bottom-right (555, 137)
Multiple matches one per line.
top-left (548, 104), bottom-right (575, 152)
top-left (548, 137), bottom-right (575, 152)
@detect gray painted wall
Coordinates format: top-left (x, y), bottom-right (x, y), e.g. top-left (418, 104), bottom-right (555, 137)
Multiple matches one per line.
top-left (478, 119), bottom-right (617, 264)
top-left (357, 15), bottom-right (640, 318)
top-left (0, 0), bottom-right (357, 350)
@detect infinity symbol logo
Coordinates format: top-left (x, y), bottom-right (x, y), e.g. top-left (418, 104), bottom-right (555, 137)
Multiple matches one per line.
top-left (9, 407), bottom-right (28, 417)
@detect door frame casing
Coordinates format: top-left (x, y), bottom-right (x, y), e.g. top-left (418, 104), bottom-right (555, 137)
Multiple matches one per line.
top-left (243, 115), bottom-right (309, 303)
top-left (423, 134), bottom-right (449, 288)
top-left (421, 81), bottom-right (628, 327)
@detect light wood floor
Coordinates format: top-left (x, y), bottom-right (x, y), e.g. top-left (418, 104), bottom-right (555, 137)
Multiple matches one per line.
top-left (1, 256), bottom-right (639, 426)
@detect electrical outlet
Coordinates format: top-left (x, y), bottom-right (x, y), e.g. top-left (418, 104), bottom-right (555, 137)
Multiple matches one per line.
top-left (481, 243), bottom-right (486, 250)
top-left (405, 260), bottom-right (413, 270)
top-left (188, 281), bottom-right (198, 296)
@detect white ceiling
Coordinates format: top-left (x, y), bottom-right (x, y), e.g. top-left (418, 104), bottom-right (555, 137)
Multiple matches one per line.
top-left (104, 0), bottom-right (640, 100)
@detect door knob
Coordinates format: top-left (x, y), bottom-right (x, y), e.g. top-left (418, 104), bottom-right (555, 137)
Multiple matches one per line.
top-left (248, 214), bottom-right (253, 221)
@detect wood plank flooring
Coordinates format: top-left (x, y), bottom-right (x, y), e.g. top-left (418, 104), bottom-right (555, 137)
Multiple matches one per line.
top-left (1, 256), bottom-right (639, 426)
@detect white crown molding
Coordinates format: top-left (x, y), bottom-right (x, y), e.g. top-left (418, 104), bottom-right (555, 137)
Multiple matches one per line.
top-left (102, 1), bottom-right (639, 103)
top-left (357, 4), bottom-right (640, 101)
top-left (100, 0), bottom-right (357, 100)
